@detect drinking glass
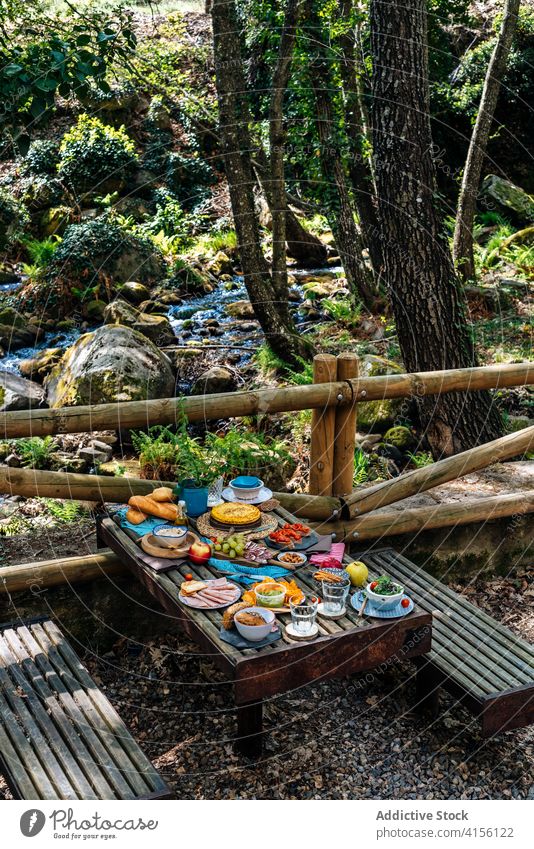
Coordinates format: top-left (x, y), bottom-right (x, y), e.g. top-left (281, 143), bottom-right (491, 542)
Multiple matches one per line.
top-left (322, 581), bottom-right (349, 614)
top-left (290, 596), bottom-right (318, 634)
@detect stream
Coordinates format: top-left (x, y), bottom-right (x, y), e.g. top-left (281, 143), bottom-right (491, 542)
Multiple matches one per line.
top-left (0, 266), bottom-right (341, 377)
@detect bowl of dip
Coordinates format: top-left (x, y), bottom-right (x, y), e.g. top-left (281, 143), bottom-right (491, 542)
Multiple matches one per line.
top-left (152, 524), bottom-right (188, 549)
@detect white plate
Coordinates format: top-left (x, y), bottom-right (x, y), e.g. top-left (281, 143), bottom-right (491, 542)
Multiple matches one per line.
top-left (179, 580), bottom-right (242, 610)
top-left (222, 486), bottom-right (273, 505)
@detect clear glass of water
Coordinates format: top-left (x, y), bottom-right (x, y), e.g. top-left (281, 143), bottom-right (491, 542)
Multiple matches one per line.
top-left (290, 596), bottom-right (318, 634)
top-left (322, 581), bottom-right (349, 614)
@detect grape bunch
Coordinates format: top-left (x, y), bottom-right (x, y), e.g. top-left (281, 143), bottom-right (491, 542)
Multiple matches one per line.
top-left (213, 533), bottom-right (246, 559)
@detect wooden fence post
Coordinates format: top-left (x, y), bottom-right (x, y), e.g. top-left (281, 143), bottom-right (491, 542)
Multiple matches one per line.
top-left (332, 353), bottom-right (359, 496)
top-left (309, 353), bottom-right (337, 495)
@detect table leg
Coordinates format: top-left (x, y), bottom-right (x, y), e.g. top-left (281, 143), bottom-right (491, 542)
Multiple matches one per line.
top-left (415, 659), bottom-right (441, 718)
top-left (236, 699), bottom-right (263, 758)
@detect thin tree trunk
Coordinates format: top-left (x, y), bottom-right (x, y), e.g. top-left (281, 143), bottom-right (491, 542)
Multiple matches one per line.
top-left (211, 0), bottom-right (311, 366)
top-left (305, 6), bottom-right (375, 308)
top-left (371, 0), bottom-right (502, 456)
top-left (453, 0), bottom-right (521, 281)
top-left (269, 0), bottom-right (303, 305)
top-left (336, 0), bottom-right (384, 278)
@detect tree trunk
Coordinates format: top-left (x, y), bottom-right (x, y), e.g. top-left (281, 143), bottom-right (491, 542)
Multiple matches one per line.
top-left (305, 7), bottom-right (375, 308)
top-left (453, 0), bottom-right (521, 281)
top-left (370, 0), bottom-right (502, 456)
top-left (211, 0), bottom-right (311, 366)
top-left (336, 0), bottom-right (384, 279)
top-left (268, 0), bottom-right (303, 307)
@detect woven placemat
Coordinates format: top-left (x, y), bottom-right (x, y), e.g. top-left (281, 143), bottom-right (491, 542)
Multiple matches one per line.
top-left (196, 511), bottom-right (278, 541)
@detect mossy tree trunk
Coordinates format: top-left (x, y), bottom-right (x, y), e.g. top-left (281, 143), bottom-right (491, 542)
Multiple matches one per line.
top-left (370, 0), bottom-right (503, 456)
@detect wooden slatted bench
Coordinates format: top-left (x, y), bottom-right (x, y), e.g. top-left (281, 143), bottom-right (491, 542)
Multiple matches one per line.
top-left (0, 617), bottom-right (172, 800)
top-left (363, 548), bottom-right (534, 736)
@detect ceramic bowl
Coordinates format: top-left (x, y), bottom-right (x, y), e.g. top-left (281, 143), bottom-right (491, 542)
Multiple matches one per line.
top-left (234, 606), bottom-right (275, 641)
top-left (366, 581), bottom-right (404, 610)
top-left (229, 476), bottom-right (264, 500)
top-left (152, 524), bottom-right (188, 549)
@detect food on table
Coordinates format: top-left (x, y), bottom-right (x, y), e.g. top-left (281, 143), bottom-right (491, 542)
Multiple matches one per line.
top-left (320, 556), bottom-right (343, 570)
top-left (255, 582), bottom-right (287, 608)
top-left (184, 573), bottom-right (193, 581)
top-left (181, 580), bottom-right (208, 595)
top-left (150, 486), bottom-right (175, 503)
top-left (210, 502), bottom-right (261, 527)
top-left (244, 541), bottom-right (272, 563)
top-left (128, 495), bottom-right (178, 522)
top-left (235, 611), bottom-right (268, 627)
top-left (278, 551), bottom-right (306, 565)
top-left (242, 577), bottom-right (305, 608)
top-left (212, 532), bottom-right (247, 558)
top-left (401, 598), bottom-right (410, 609)
top-left (313, 569), bottom-right (345, 584)
top-left (154, 525), bottom-right (187, 538)
top-left (222, 601), bottom-right (253, 630)
top-left (126, 507), bottom-right (147, 525)
top-left (369, 576), bottom-right (403, 595)
top-left (188, 541), bottom-right (212, 565)
top-left (269, 522), bottom-right (311, 546)
top-left (179, 577), bottom-right (240, 609)
top-left (345, 561), bottom-right (369, 587)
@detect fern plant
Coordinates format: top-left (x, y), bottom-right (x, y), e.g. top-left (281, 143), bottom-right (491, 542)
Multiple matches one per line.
top-left (353, 449), bottom-right (371, 485)
top-left (44, 499), bottom-right (86, 523)
top-left (407, 451), bottom-right (434, 468)
top-left (15, 436), bottom-right (57, 469)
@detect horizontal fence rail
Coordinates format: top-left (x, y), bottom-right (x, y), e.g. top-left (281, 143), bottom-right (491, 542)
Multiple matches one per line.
top-left (1, 362), bottom-right (533, 439)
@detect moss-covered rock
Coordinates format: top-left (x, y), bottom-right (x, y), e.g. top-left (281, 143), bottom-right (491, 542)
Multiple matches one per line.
top-left (225, 300), bottom-right (255, 319)
top-left (39, 206), bottom-right (72, 237)
top-left (357, 355), bottom-right (405, 432)
top-left (19, 348), bottom-right (62, 383)
top-left (0, 189), bottom-right (29, 251)
top-left (44, 325), bottom-right (175, 408)
top-left (117, 281), bottom-right (151, 305)
top-left (383, 425), bottom-right (416, 450)
top-left (103, 299), bottom-right (176, 347)
top-left (0, 370), bottom-right (46, 411)
top-left (481, 175), bottom-right (534, 225)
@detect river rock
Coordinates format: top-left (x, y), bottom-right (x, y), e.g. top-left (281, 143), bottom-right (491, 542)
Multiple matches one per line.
top-left (225, 300), bottom-right (255, 319)
top-left (103, 299), bottom-right (176, 347)
top-left (118, 281), bottom-right (151, 305)
top-left (19, 347), bottom-right (62, 383)
top-left (357, 355), bottom-right (405, 432)
top-left (0, 370), bottom-right (47, 411)
top-left (481, 175), bottom-right (534, 225)
top-left (191, 366), bottom-right (237, 395)
top-left (383, 425), bottom-right (416, 450)
top-left (44, 324), bottom-right (175, 408)
top-left (84, 300), bottom-right (107, 322)
top-left (49, 452), bottom-right (87, 473)
top-left (206, 251), bottom-right (234, 277)
top-left (78, 446), bottom-right (111, 465)
top-left (39, 206), bottom-right (71, 237)
top-left (0, 307), bottom-right (25, 328)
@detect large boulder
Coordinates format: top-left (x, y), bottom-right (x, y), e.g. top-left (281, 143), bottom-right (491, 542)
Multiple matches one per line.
top-left (0, 323), bottom-right (39, 351)
top-left (481, 175), bottom-right (534, 225)
top-left (191, 366), bottom-right (237, 395)
top-left (117, 281), bottom-right (151, 305)
top-left (0, 370), bottom-right (47, 411)
top-left (19, 347), bottom-right (62, 383)
top-left (44, 325), bottom-right (175, 408)
top-left (103, 299), bottom-right (176, 347)
top-left (357, 355), bottom-right (405, 432)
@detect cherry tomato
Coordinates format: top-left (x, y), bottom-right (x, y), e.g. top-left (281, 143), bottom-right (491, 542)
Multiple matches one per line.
top-left (401, 598), bottom-right (410, 608)
top-left (370, 581), bottom-right (378, 590)
top-left (184, 573), bottom-right (193, 581)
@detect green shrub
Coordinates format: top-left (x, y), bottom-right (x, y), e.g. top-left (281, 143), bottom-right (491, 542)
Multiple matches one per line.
top-left (15, 436), bottom-right (58, 470)
top-left (58, 115), bottom-right (138, 193)
top-left (165, 151), bottom-right (214, 208)
top-left (0, 187), bottom-right (29, 250)
top-left (23, 140), bottom-right (60, 176)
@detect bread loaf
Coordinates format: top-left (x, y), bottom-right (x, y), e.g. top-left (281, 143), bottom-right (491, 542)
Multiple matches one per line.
top-left (128, 495), bottom-right (178, 521)
top-left (150, 486), bottom-right (174, 503)
top-left (126, 507), bottom-right (148, 525)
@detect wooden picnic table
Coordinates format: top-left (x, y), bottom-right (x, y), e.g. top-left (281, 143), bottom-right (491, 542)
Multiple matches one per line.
top-left (97, 508), bottom-right (432, 757)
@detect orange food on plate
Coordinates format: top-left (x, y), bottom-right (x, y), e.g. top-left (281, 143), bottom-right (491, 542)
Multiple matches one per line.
top-left (269, 522), bottom-right (310, 545)
top-left (242, 577), bottom-right (304, 607)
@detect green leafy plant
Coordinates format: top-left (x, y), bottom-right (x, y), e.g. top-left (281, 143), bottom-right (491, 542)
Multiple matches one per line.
top-left (322, 298), bottom-right (361, 326)
top-left (407, 451), bottom-right (434, 468)
top-left (57, 114), bottom-right (138, 193)
top-left (353, 448), bottom-right (371, 486)
top-left (22, 139), bottom-right (59, 175)
top-left (15, 436), bottom-right (57, 469)
top-left (43, 499), bottom-right (87, 523)
top-left (0, 188), bottom-right (29, 250)
top-left (22, 235), bottom-right (60, 273)
top-left (205, 430), bottom-right (290, 479)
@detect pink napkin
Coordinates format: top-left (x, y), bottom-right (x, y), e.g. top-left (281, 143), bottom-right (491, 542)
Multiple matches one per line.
top-left (310, 541), bottom-right (345, 565)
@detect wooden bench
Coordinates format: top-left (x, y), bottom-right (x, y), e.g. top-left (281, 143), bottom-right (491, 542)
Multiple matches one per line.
top-left (363, 548), bottom-right (534, 736)
top-left (0, 617), bottom-right (172, 800)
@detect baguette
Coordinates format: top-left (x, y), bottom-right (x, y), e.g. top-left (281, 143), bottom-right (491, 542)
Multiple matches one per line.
top-left (126, 507), bottom-right (148, 525)
top-left (150, 486), bottom-right (175, 503)
top-left (128, 495), bottom-right (178, 521)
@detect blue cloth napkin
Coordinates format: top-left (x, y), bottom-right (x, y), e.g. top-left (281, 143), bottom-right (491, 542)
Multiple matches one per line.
top-left (208, 557), bottom-right (291, 585)
top-left (116, 506), bottom-right (172, 537)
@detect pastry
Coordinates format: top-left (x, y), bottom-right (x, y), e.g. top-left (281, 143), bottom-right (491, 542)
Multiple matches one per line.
top-left (211, 502), bottom-right (261, 526)
top-left (126, 507), bottom-right (148, 525)
top-left (128, 495), bottom-right (178, 521)
top-left (150, 486), bottom-right (174, 503)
